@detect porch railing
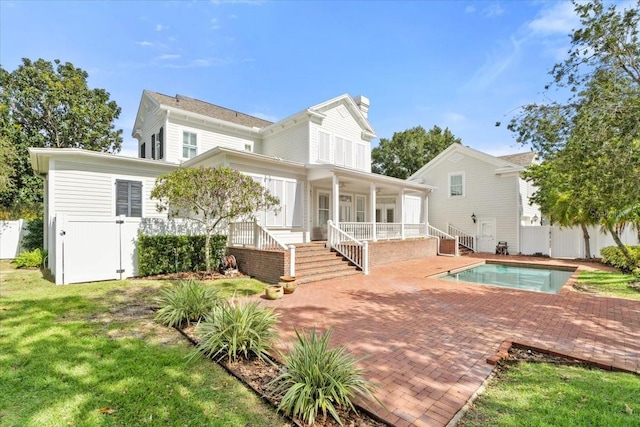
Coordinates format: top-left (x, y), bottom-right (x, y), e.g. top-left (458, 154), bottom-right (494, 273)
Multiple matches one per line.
top-left (447, 223), bottom-right (476, 252)
top-left (427, 225), bottom-right (459, 257)
top-left (328, 220), bottom-right (369, 275)
top-left (228, 221), bottom-right (295, 276)
top-left (338, 222), bottom-right (426, 241)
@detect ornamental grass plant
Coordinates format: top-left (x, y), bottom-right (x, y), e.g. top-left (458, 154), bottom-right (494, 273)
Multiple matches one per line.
top-left (191, 299), bottom-right (279, 363)
top-left (154, 279), bottom-right (222, 328)
top-left (272, 327), bottom-right (379, 426)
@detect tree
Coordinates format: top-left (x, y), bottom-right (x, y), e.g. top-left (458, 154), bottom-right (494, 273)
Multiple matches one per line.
top-left (151, 166), bottom-right (280, 272)
top-left (0, 58), bottom-right (123, 215)
top-left (0, 135), bottom-right (15, 196)
top-left (509, 1), bottom-right (640, 267)
top-left (371, 125), bottom-right (461, 179)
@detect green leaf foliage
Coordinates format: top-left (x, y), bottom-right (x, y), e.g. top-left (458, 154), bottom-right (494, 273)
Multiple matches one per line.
top-left (271, 328), bottom-right (378, 426)
top-left (151, 166), bottom-right (279, 272)
top-left (600, 245), bottom-right (640, 273)
top-left (13, 248), bottom-right (46, 268)
top-left (154, 279), bottom-right (223, 328)
top-left (191, 299), bottom-right (279, 363)
top-left (137, 234), bottom-right (227, 276)
top-left (371, 125), bottom-right (461, 179)
top-left (22, 217), bottom-right (44, 251)
top-left (0, 58), bottom-right (122, 214)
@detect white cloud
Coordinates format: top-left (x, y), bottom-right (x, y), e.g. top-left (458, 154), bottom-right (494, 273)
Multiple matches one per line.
top-left (484, 2), bottom-right (504, 17)
top-left (465, 5), bottom-right (475, 13)
top-left (528, 2), bottom-right (578, 36)
top-left (211, 18), bottom-right (221, 30)
top-left (135, 41), bottom-right (153, 47)
top-left (157, 54), bottom-right (181, 60)
top-left (465, 36), bottom-right (522, 92)
top-left (155, 24), bottom-right (168, 32)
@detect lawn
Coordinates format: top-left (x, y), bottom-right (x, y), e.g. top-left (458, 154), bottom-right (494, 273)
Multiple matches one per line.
top-left (458, 360), bottom-right (640, 427)
top-left (0, 261), bottom-right (289, 427)
top-left (576, 270), bottom-right (640, 300)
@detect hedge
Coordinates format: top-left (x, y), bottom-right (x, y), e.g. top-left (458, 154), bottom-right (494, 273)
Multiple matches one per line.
top-left (600, 245), bottom-right (640, 272)
top-left (137, 234), bottom-right (227, 276)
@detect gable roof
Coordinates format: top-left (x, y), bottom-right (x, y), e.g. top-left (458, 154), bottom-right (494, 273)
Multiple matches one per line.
top-left (309, 93), bottom-right (376, 136)
top-left (408, 144), bottom-right (528, 181)
top-left (498, 151), bottom-right (537, 166)
top-left (146, 91), bottom-right (273, 129)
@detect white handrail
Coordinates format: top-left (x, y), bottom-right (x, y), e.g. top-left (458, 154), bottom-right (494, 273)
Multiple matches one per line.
top-left (327, 220), bottom-right (368, 274)
top-left (427, 225), bottom-right (458, 257)
top-left (229, 221), bottom-right (287, 251)
top-left (447, 223), bottom-right (476, 252)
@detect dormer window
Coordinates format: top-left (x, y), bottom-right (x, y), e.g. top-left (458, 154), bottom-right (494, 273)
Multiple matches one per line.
top-left (244, 143), bottom-right (252, 152)
top-left (183, 131), bottom-right (197, 159)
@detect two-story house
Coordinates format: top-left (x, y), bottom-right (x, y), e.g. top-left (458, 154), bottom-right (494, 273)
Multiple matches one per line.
top-left (30, 91), bottom-right (437, 284)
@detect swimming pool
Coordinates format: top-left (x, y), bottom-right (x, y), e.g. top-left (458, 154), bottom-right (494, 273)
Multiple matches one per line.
top-left (439, 262), bottom-right (576, 294)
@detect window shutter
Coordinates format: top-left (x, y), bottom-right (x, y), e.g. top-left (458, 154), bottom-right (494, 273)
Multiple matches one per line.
top-left (335, 137), bottom-right (344, 166)
top-left (116, 181), bottom-right (129, 216)
top-left (151, 134), bottom-right (156, 159)
top-left (130, 182), bottom-right (142, 217)
top-left (158, 127), bottom-right (164, 159)
top-left (140, 142), bottom-right (146, 159)
top-left (115, 180), bottom-right (143, 217)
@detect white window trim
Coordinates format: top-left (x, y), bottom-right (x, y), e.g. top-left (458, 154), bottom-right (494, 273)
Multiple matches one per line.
top-left (317, 130), bottom-right (332, 163)
top-left (113, 177), bottom-right (144, 217)
top-left (317, 191), bottom-right (330, 226)
top-left (448, 171), bottom-right (465, 198)
top-left (182, 131), bottom-right (198, 160)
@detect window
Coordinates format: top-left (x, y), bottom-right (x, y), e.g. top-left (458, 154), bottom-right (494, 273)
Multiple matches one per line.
top-left (156, 127), bottom-right (164, 160)
top-left (140, 142), bottom-right (146, 159)
top-left (115, 180), bottom-right (142, 217)
top-left (335, 137), bottom-right (345, 166)
top-left (449, 173), bottom-right (464, 197)
top-left (318, 193), bottom-right (329, 226)
top-left (356, 142), bottom-right (366, 170)
top-left (183, 131), bottom-right (197, 159)
top-left (317, 131), bottom-right (331, 162)
top-left (244, 143), bottom-right (252, 152)
top-left (151, 134), bottom-right (156, 159)
top-left (356, 196), bottom-right (365, 222)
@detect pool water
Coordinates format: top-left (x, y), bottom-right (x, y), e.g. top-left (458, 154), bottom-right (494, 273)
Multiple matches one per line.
top-left (440, 262), bottom-right (575, 294)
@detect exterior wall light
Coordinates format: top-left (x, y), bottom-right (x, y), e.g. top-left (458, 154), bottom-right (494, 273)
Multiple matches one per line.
top-left (471, 213), bottom-right (477, 223)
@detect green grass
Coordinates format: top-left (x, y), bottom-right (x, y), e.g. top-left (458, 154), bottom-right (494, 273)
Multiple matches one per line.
top-left (459, 361), bottom-right (640, 427)
top-left (576, 270), bottom-right (640, 300)
top-left (0, 260), bottom-right (288, 427)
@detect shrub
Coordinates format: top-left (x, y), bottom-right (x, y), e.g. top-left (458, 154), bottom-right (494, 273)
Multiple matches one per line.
top-left (600, 245), bottom-right (640, 272)
top-left (154, 279), bottom-right (222, 328)
top-left (14, 248), bottom-right (46, 268)
top-left (271, 328), bottom-right (378, 426)
top-left (22, 217), bottom-right (44, 251)
top-left (137, 234), bottom-right (227, 276)
top-left (191, 299), bottom-right (279, 363)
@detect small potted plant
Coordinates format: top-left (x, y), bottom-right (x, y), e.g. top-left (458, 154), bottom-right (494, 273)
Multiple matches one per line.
top-left (265, 284), bottom-right (284, 300)
top-left (279, 275), bottom-right (297, 294)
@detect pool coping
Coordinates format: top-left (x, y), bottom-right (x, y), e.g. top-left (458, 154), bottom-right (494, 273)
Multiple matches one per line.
top-left (429, 259), bottom-right (580, 295)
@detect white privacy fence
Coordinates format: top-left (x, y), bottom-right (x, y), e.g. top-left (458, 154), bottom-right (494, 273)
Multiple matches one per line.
top-left (0, 220), bottom-right (27, 259)
top-left (50, 215), bottom-right (207, 285)
top-left (521, 225), bottom-right (640, 258)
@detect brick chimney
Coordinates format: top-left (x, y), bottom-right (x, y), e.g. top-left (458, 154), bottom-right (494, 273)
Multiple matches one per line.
top-left (353, 95), bottom-right (369, 119)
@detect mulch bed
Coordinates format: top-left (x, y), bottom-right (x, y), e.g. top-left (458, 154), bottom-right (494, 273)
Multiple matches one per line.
top-left (178, 326), bottom-right (388, 427)
top-left (138, 270), bottom-right (248, 281)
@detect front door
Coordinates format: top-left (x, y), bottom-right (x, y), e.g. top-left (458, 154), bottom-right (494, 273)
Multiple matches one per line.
top-left (339, 195), bottom-right (352, 222)
top-left (477, 219), bottom-right (496, 253)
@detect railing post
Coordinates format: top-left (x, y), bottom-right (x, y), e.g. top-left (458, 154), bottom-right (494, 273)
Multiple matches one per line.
top-left (228, 223), bottom-right (234, 247)
top-left (288, 245), bottom-right (296, 277)
top-left (363, 241), bottom-right (369, 275)
top-left (455, 236), bottom-right (459, 257)
top-left (253, 220), bottom-right (260, 249)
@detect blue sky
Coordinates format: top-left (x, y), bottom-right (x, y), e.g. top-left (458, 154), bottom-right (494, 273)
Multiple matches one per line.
top-left (1, 0), bottom-right (584, 158)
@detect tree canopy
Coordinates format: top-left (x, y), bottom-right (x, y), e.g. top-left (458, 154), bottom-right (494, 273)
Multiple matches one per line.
top-left (509, 0), bottom-right (640, 267)
top-left (151, 166), bottom-right (280, 272)
top-left (371, 125), bottom-right (461, 179)
top-left (0, 58), bottom-right (123, 216)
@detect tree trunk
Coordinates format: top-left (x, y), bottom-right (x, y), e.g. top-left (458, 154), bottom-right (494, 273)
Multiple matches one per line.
top-left (581, 224), bottom-right (592, 259)
top-left (605, 223), bottom-right (636, 268)
top-left (205, 231), bottom-right (211, 272)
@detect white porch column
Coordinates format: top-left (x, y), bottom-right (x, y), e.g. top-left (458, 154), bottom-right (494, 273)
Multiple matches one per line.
top-left (370, 183), bottom-right (377, 242)
top-left (400, 189), bottom-right (405, 240)
top-left (332, 174), bottom-right (340, 225)
top-left (306, 183), bottom-right (312, 242)
top-left (423, 191), bottom-right (429, 236)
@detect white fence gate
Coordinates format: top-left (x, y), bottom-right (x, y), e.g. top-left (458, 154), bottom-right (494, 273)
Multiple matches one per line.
top-left (51, 215), bottom-right (206, 285)
top-left (521, 225), bottom-right (639, 259)
top-left (0, 220), bottom-right (27, 259)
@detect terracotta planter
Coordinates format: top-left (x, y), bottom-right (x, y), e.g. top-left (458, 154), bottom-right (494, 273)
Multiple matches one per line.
top-left (279, 275), bottom-right (296, 282)
top-left (265, 285), bottom-right (284, 300)
top-left (281, 281), bottom-right (297, 294)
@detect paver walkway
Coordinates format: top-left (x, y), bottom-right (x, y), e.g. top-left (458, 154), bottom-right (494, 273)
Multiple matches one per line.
top-left (257, 255), bottom-right (640, 427)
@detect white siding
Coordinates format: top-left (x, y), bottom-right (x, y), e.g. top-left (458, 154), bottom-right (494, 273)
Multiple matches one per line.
top-left (417, 153), bottom-right (520, 252)
top-left (165, 116), bottom-right (259, 163)
top-left (138, 110), bottom-right (165, 160)
top-left (262, 122), bottom-right (309, 163)
top-left (519, 177), bottom-right (540, 225)
top-left (52, 159), bottom-right (167, 219)
top-left (308, 105), bottom-right (371, 172)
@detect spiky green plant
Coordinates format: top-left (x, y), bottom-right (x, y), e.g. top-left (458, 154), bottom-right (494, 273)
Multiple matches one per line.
top-left (13, 248), bottom-right (46, 268)
top-left (154, 279), bottom-right (222, 328)
top-left (191, 299), bottom-right (279, 363)
top-left (271, 328), bottom-right (378, 426)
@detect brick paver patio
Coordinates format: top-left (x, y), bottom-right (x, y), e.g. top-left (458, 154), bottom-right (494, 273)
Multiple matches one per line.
top-left (257, 255), bottom-right (640, 427)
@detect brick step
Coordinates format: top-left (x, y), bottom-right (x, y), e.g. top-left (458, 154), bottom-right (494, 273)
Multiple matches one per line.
top-left (296, 262), bottom-right (359, 275)
top-left (296, 253), bottom-right (345, 264)
top-left (296, 269), bottom-right (362, 285)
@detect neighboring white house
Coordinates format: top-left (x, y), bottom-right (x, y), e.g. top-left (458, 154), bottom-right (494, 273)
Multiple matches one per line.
top-left (408, 144), bottom-right (541, 254)
top-left (30, 91), bottom-right (435, 284)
